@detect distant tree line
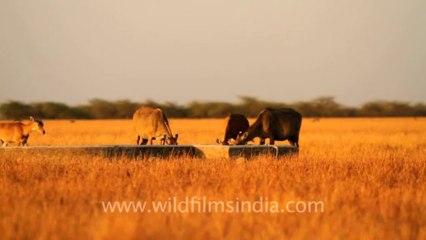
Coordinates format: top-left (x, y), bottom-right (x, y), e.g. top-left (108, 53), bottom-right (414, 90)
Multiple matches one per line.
top-left (0, 97), bottom-right (425, 120)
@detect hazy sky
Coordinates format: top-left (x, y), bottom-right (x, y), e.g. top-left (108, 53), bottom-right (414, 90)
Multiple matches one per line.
top-left (1, 0), bottom-right (425, 106)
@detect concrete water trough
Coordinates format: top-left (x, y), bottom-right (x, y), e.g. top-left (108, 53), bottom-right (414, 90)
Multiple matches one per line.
top-left (0, 145), bottom-right (298, 159)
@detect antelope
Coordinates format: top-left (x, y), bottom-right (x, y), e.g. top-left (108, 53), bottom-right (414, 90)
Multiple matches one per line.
top-left (0, 117), bottom-right (46, 147)
top-left (232, 108), bottom-right (302, 147)
top-left (133, 107), bottom-right (178, 145)
top-left (216, 114), bottom-right (249, 145)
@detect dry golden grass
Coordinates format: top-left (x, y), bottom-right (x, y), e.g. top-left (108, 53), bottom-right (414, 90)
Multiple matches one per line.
top-left (1, 118), bottom-right (425, 239)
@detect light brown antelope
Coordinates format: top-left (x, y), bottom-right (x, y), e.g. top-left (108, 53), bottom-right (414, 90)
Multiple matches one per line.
top-left (0, 117), bottom-right (46, 147)
top-left (133, 107), bottom-right (178, 145)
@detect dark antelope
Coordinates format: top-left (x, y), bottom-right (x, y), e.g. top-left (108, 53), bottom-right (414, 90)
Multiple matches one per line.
top-left (233, 108), bottom-right (302, 147)
top-left (216, 114), bottom-right (249, 145)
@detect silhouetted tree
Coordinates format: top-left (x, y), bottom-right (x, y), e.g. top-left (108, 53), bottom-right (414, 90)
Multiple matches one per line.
top-left (1, 97), bottom-right (425, 119)
top-left (0, 101), bottom-right (33, 119)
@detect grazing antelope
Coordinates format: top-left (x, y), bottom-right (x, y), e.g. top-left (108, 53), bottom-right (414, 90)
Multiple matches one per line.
top-left (133, 107), bottom-right (178, 145)
top-left (216, 114), bottom-right (249, 145)
top-left (0, 117), bottom-right (46, 147)
top-left (233, 108), bottom-right (302, 147)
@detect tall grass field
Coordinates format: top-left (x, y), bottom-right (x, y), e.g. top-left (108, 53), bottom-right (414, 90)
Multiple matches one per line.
top-left (1, 118), bottom-right (425, 239)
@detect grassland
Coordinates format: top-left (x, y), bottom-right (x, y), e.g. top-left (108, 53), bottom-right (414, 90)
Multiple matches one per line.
top-left (0, 118), bottom-right (425, 239)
